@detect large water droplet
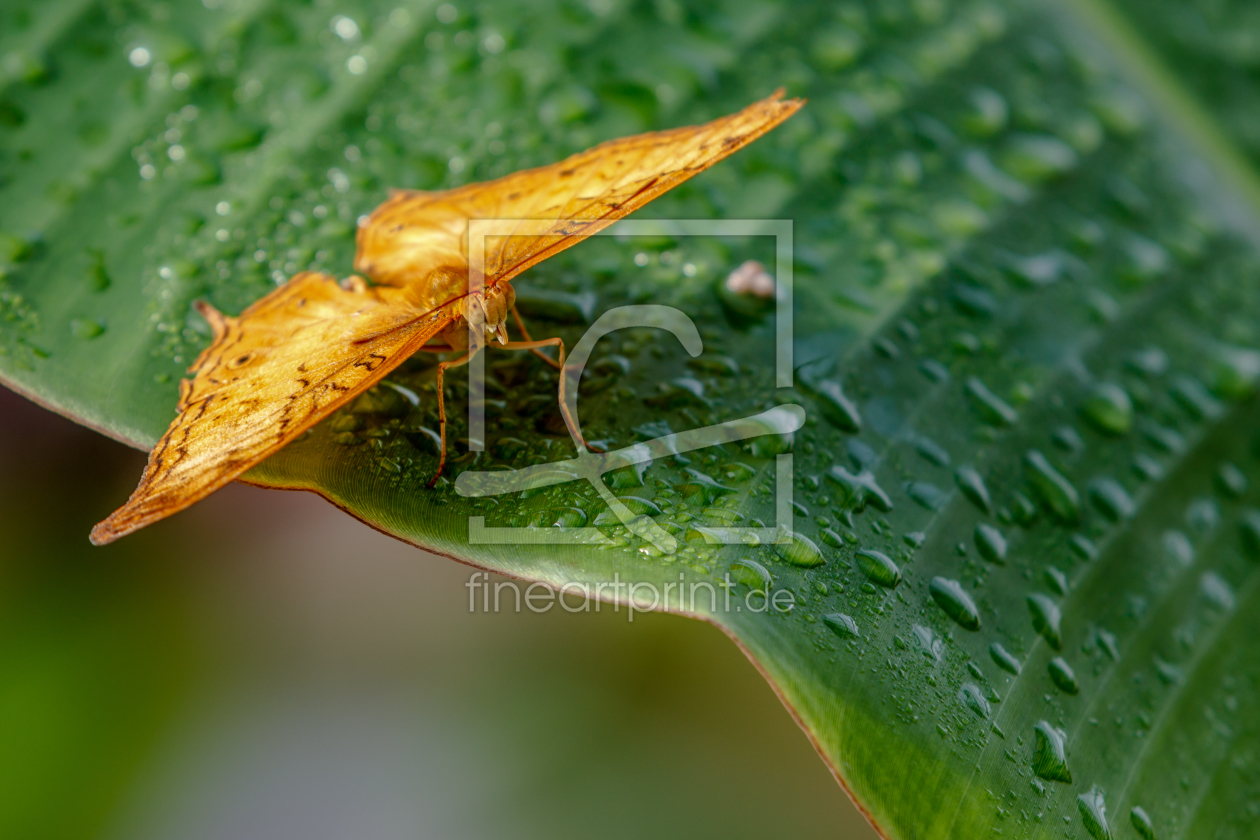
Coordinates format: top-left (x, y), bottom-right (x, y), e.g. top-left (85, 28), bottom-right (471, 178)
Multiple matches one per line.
top-left (967, 377), bottom-right (1017, 426)
top-left (913, 624), bottom-right (943, 662)
top-left (931, 577), bottom-right (980, 630)
top-left (1089, 477), bottom-right (1135, 522)
top-left (1028, 593), bottom-right (1063, 650)
top-left (827, 466), bottom-right (893, 512)
top-left (856, 549), bottom-right (901, 588)
top-left (915, 436), bottom-right (951, 466)
top-left (1081, 382), bottom-right (1133, 435)
top-left (1130, 806), bottom-right (1155, 840)
top-left (1032, 720), bottom-right (1072, 782)
top-left (1216, 462), bottom-right (1248, 498)
top-left (956, 466), bottom-right (993, 514)
top-left (907, 481), bottom-right (947, 511)
top-left (1240, 509), bottom-right (1260, 559)
top-left (775, 531), bottom-right (825, 568)
top-left (1200, 572), bottom-right (1235, 611)
top-left (1170, 376), bottom-right (1222, 421)
top-left (1024, 450), bottom-right (1081, 524)
top-left (730, 558), bottom-right (771, 592)
top-left (823, 612), bottom-right (860, 639)
top-left (990, 642), bottom-right (1022, 674)
top-left (810, 379), bottom-right (862, 433)
top-left (1078, 786), bottom-right (1111, 840)
top-left (1048, 656), bottom-right (1079, 694)
top-left (959, 683), bottom-right (991, 718)
top-left (975, 523), bottom-right (1007, 564)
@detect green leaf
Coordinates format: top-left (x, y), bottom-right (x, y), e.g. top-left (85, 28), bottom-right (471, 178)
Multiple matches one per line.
top-left (6, 0), bottom-right (1260, 838)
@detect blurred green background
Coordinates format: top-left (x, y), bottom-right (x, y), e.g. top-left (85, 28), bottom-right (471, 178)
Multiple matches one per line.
top-left (0, 385), bottom-right (877, 839)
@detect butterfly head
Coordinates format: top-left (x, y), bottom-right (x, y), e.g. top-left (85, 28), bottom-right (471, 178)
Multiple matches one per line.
top-left (450, 281), bottom-right (516, 353)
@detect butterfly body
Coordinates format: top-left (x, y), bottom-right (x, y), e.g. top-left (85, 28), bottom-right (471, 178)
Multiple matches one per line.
top-left (91, 91), bottom-right (803, 544)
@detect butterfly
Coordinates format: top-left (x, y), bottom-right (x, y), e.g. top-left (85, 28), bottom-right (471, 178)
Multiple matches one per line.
top-left (90, 90), bottom-right (804, 545)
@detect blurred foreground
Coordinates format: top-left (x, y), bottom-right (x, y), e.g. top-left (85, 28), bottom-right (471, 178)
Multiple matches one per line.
top-left (0, 385), bottom-right (875, 840)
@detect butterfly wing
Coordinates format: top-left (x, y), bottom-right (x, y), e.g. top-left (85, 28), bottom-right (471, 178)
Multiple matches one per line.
top-left (91, 272), bottom-right (456, 545)
top-left (355, 90), bottom-right (804, 296)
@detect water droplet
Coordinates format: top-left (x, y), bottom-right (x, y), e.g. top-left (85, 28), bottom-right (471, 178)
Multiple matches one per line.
top-left (956, 466), bottom-right (993, 515)
top-left (1240, 509), bottom-right (1260, 559)
top-left (775, 531), bottom-right (825, 568)
top-left (959, 683), bottom-right (991, 718)
top-left (1028, 593), bottom-right (1062, 650)
top-left (1024, 450), bottom-right (1081, 524)
top-left (1077, 786), bottom-right (1111, 840)
top-left (1133, 454), bottom-right (1164, 482)
top-left (1143, 423), bottom-right (1185, 454)
top-left (1130, 806), bottom-right (1155, 840)
top-left (1200, 572), bottom-right (1235, 611)
top-left (1187, 498), bottom-right (1221, 535)
top-left (1032, 720), bottom-right (1072, 782)
top-left (991, 642), bottom-right (1022, 674)
top-left (1170, 375), bottom-right (1223, 421)
top-left (1216, 462), bottom-right (1248, 498)
top-left (810, 379), bottom-right (862, 433)
top-left (1081, 382), bottom-right (1133, 435)
top-left (1045, 566), bottom-right (1068, 595)
top-left (1002, 134), bottom-right (1079, 183)
top-left (975, 523), bottom-right (1007, 564)
top-left (70, 318), bottom-right (106, 340)
top-left (826, 466), bottom-right (893, 512)
top-left (856, 549), bottom-right (901, 588)
top-left (913, 624), bottom-right (943, 662)
top-left (820, 528), bottom-right (845, 548)
top-left (931, 577), bottom-right (980, 630)
top-left (1048, 656), bottom-right (1079, 694)
top-left (967, 377), bottom-right (1018, 426)
top-left (1096, 629), bottom-right (1119, 661)
top-left (915, 436), bottom-right (951, 466)
top-left (908, 481), bottom-right (947, 511)
top-left (1089, 477), bottom-right (1136, 522)
top-left (823, 612), bottom-right (860, 639)
top-left (1211, 345), bottom-right (1260, 399)
top-left (730, 558), bottom-right (771, 592)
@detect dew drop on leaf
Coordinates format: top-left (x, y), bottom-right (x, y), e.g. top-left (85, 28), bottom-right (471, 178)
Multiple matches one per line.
top-left (1077, 785), bottom-right (1111, 840)
top-left (855, 549), bottom-right (901, 588)
top-left (931, 576), bottom-right (980, 631)
top-left (990, 642), bottom-right (1022, 675)
top-left (1028, 593), bottom-right (1063, 650)
top-left (1048, 656), bottom-right (1079, 694)
top-left (1032, 720), bottom-right (1072, 783)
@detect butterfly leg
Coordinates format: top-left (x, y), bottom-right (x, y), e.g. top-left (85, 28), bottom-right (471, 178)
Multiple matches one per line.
top-left (509, 306), bottom-right (562, 370)
top-left (497, 337), bottom-right (604, 455)
top-left (429, 349), bottom-right (477, 487)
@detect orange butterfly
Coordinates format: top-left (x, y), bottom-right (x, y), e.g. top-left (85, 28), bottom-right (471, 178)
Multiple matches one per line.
top-left (90, 91), bottom-right (803, 545)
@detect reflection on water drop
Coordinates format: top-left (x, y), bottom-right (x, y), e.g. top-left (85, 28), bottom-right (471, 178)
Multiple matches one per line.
top-left (1089, 477), bottom-right (1135, 522)
top-left (1129, 806), bottom-right (1154, 840)
top-left (959, 683), bottom-right (991, 719)
top-left (1032, 720), bottom-right (1072, 782)
top-left (1077, 786), bottom-right (1111, 840)
top-left (823, 612), bottom-right (860, 639)
top-left (775, 530), bottom-right (825, 568)
top-left (1048, 656), bottom-right (1079, 694)
top-left (931, 577), bottom-right (980, 630)
top-left (975, 523), bottom-right (1007, 564)
top-left (956, 466), bottom-right (993, 515)
top-left (990, 642), bottom-right (1021, 675)
top-left (966, 376), bottom-right (1018, 426)
top-left (856, 549), bottom-right (901, 588)
top-left (1080, 382), bottom-right (1133, 435)
top-left (1024, 450), bottom-right (1081, 524)
top-left (1028, 593), bottom-right (1062, 650)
